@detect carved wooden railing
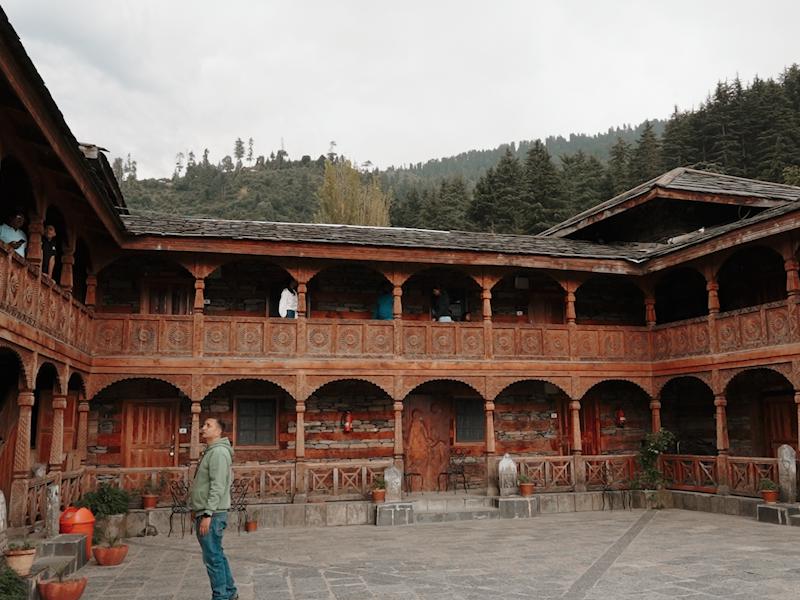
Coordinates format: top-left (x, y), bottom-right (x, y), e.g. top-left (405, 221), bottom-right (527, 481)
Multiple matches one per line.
top-left (660, 454), bottom-right (718, 493)
top-left (299, 459), bottom-right (392, 499)
top-left (24, 472), bottom-right (56, 525)
top-left (727, 457), bottom-right (778, 497)
top-left (59, 469), bottom-right (86, 508)
top-left (0, 245), bottom-right (92, 353)
top-left (232, 464), bottom-right (295, 502)
top-left (515, 455), bottom-right (575, 491)
top-left (583, 454), bottom-right (638, 490)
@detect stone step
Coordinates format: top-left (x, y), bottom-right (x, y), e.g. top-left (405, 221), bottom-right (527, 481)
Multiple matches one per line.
top-left (756, 502), bottom-right (800, 525)
top-left (410, 496), bottom-right (495, 514)
top-left (789, 514), bottom-right (800, 527)
top-left (37, 534), bottom-right (88, 570)
top-left (415, 508), bottom-right (500, 523)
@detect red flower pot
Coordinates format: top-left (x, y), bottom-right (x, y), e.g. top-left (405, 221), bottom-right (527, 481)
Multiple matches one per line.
top-left (141, 494), bottom-right (158, 509)
top-left (761, 489), bottom-right (779, 504)
top-left (245, 521), bottom-right (258, 533)
top-left (519, 482), bottom-right (535, 497)
top-left (93, 545), bottom-right (128, 566)
top-left (372, 489), bottom-right (386, 503)
top-left (38, 578), bottom-right (88, 600)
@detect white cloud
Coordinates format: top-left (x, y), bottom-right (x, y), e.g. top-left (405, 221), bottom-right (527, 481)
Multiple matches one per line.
top-left (6, 0), bottom-right (800, 178)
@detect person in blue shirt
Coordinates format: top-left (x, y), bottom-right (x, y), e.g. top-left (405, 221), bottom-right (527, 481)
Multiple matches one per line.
top-left (374, 284), bottom-right (393, 320)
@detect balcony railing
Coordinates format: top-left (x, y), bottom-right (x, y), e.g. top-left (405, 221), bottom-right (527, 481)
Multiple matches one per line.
top-left (0, 245), bottom-right (92, 354)
top-left (660, 454), bottom-right (718, 493)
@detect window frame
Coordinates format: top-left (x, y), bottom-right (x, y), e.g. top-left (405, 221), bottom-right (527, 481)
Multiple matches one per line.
top-left (453, 397), bottom-right (485, 445)
top-left (233, 395), bottom-right (279, 449)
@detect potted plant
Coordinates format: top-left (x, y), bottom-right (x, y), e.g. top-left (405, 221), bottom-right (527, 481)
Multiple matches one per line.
top-left (37, 562), bottom-right (87, 600)
top-left (759, 478), bottom-right (780, 503)
top-left (518, 473), bottom-right (535, 497)
top-left (371, 475), bottom-right (386, 503)
top-left (3, 540), bottom-right (36, 577)
top-left (141, 473), bottom-right (166, 509)
top-left (244, 513), bottom-right (258, 533)
top-left (92, 531), bottom-right (128, 566)
top-left (0, 564), bottom-right (27, 600)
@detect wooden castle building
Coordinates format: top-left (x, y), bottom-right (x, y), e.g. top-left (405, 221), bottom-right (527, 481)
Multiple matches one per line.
top-left (1, 9), bottom-right (799, 528)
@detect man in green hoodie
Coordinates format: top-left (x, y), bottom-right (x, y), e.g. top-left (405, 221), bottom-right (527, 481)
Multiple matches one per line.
top-left (190, 417), bottom-right (237, 600)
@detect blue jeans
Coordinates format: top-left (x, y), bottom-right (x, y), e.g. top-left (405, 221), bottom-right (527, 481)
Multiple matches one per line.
top-left (196, 512), bottom-right (237, 600)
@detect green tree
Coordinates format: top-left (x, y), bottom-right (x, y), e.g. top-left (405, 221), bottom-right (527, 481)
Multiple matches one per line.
top-left (316, 159), bottom-right (390, 226)
top-left (234, 138), bottom-right (245, 169)
top-left (247, 137), bottom-right (254, 165)
top-left (560, 151), bottom-right (609, 214)
top-left (629, 121), bottom-right (663, 184)
top-left (467, 148), bottom-right (524, 233)
top-left (522, 140), bottom-right (566, 232)
top-left (111, 157), bottom-right (123, 183)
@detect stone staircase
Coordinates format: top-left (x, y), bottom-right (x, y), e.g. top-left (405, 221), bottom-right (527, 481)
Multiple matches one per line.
top-left (756, 502), bottom-right (800, 526)
top-left (22, 534), bottom-right (88, 600)
top-left (411, 494), bottom-right (499, 523)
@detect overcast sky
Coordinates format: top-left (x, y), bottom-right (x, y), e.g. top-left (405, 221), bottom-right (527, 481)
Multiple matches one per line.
top-left (5, 1), bottom-right (800, 178)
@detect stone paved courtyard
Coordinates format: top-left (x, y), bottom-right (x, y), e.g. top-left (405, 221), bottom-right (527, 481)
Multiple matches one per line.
top-left (80, 509), bottom-right (800, 599)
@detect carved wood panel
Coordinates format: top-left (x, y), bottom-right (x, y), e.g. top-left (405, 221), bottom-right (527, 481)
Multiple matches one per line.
top-left (235, 322), bottom-right (264, 354)
top-left (403, 325), bottom-right (428, 356)
top-left (430, 326), bottom-right (456, 356)
top-left (365, 324), bottom-right (393, 355)
top-left (268, 322), bottom-right (297, 354)
top-left (543, 330), bottom-right (569, 358)
top-left (716, 315), bottom-right (740, 352)
top-left (95, 320), bottom-right (124, 354)
top-left (162, 320), bottom-right (192, 354)
top-left (625, 331), bottom-right (649, 360)
top-left (601, 331), bottom-right (624, 358)
top-left (460, 327), bottom-right (484, 357)
top-left (307, 323), bottom-right (333, 355)
top-left (492, 328), bottom-right (515, 357)
top-left (128, 320), bottom-right (158, 354)
top-left (204, 321), bottom-right (231, 353)
top-left (518, 329), bottom-right (542, 357)
top-left (766, 306), bottom-right (791, 344)
top-left (577, 330), bottom-right (599, 359)
top-left (336, 325), bottom-right (363, 355)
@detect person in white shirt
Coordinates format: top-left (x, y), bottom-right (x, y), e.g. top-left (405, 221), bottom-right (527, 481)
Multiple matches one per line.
top-left (278, 279), bottom-right (299, 318)
top-left (0, 211), bottom-right (27, 257)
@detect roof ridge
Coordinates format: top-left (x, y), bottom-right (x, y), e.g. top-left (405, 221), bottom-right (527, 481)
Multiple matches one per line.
top-left (677, 168), bottom-right (800, 191)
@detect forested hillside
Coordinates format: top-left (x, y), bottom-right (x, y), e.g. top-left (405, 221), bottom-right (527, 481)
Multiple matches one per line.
top-left (119, 65), bottom-right (800, 234)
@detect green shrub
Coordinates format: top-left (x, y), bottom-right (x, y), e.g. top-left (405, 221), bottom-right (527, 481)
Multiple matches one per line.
top-left (0, 564), bottom-right (27, 600)
top-left (75, 483), bottom-right (130, 517)
top-left (759, 478), bottom-right (779, 491)
top-left (634, 429), bottom-right (676, 490)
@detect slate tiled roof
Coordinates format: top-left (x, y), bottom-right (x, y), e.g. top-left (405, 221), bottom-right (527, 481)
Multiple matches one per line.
top-left (541, 167), bottom-right (800, 237)
top-left (121, 213), bottom-right (662, 262)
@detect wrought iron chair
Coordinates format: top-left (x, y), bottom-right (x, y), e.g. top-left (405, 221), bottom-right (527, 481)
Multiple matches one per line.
top-left (168, 480), bottom-right (192, 538)
top-left (438, 448), bottom-right (468, 493)
top-left (230, 478), bottom-right (250, 533)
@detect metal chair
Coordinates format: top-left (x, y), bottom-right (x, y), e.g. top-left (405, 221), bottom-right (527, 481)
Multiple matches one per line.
top-left (438, 449), bottom-right (468, 493)
top-left (168, 480), bottom-right (192, 538)
top-left (230, 478), bottom-right (250, 533)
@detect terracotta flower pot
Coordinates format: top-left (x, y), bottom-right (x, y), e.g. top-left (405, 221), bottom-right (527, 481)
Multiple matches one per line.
top-left (141, 494), bottom-right (158, 509)
top-left (92, 544), bottom-right (128, 566)
top-left (4, 547), bottom-right (37, 576)
top-left (38, 577), bottom-right (88, 600)
top-left (761, 489), bottom-right (779, 504)
top-left (519, 482), bottom-right (535, 497)
top-left (245, 521), bottom-right (258, 533)
top-left (372, 489), bottom-right (386, 503)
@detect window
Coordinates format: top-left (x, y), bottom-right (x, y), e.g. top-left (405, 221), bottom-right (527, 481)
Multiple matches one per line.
top-left (236, 398), bottom-right (277, 446)
top-left (455, 399), bottom-right (484, 443)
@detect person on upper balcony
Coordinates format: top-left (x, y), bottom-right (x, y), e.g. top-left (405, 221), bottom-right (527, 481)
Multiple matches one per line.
top-left (432, 286), bottom-right (453, 322)
top-left (374, 284), bottom-right (394, 320)
top-left (278, 278), bottom-right (299, 318)
top-left (0, 210), bottom-right (26, 258)
top-left (41, 223), bottom-right (58, 278)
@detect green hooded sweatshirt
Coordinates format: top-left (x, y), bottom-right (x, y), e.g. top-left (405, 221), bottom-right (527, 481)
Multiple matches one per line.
top-left (190, 437), bottom-right (234, 514)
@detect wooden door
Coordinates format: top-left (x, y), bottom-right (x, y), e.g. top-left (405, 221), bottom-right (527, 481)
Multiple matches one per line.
top-left (124, 401), bottom-right (178, 467)
top-left (581, 397), bottom-right (601, 455)
top-left (404, 395), bottom-right (452, 491)
top-left (762, 398), bottom-right (797, 455)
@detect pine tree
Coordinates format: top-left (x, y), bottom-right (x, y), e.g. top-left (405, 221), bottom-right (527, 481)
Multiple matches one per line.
top-left (522, 140), bottom-right (565, 232)
top-left (607, 137), bottom-right (632, 194)
top-left (661, 108), bottom-right (695, 172)
top-left (233, 138), bottom-right (245, 170)
top-left (111, 157), bottom-right (123, 182)
top-left (247, 138), bottom-right (254, 165)
top-left (466, 148), bottom-right (524, 233)
top-left (629, 121), bottom-right (663, 184)
top-left (560, 152), bottom-right (609, 214)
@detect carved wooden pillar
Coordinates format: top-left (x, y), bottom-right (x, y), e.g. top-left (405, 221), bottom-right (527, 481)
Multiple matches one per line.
top-left (26, 217), bottom-right (43, 268)
top-left (644, 295), bottom-right (656, 327)
top-left (84, 274), bottom-right (97, 309)
top-left (295, 401), bottom-right (306, 458)
top-left (481, 288), bottom-right (492, 322)
top-left (569, 400), bottom-right (582, 454)
top-left (49, 394), bottom-right (67, 471)
top-left (707, 281), bottom-right (720, 314)
top-left (59, 251), bottom-right (74, 293)
top-left (785, 259), bottom-right (800, 299)
top-left (392, 284), bottom-right (402, 319)
top-left (565, 288), bottom-right (577, 325)
top-left (297, 282), bottom-right (308, 318)
top-left (190, 400), bottom-right (202, 464)
top-left (76, 396), bottom-right (89, 464)
top-left (714, 393), bottom-right (729, 454)
top-left (393, 401), bottom-right (404, 459)
top-left (13, 390), bottom-right (34, 477)
top-left (484, 400), bottom-right (496, 454)
top-left (649, 397), bottom-right (662, 433)
top-left (193, 277), bottom-right (205, 314)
